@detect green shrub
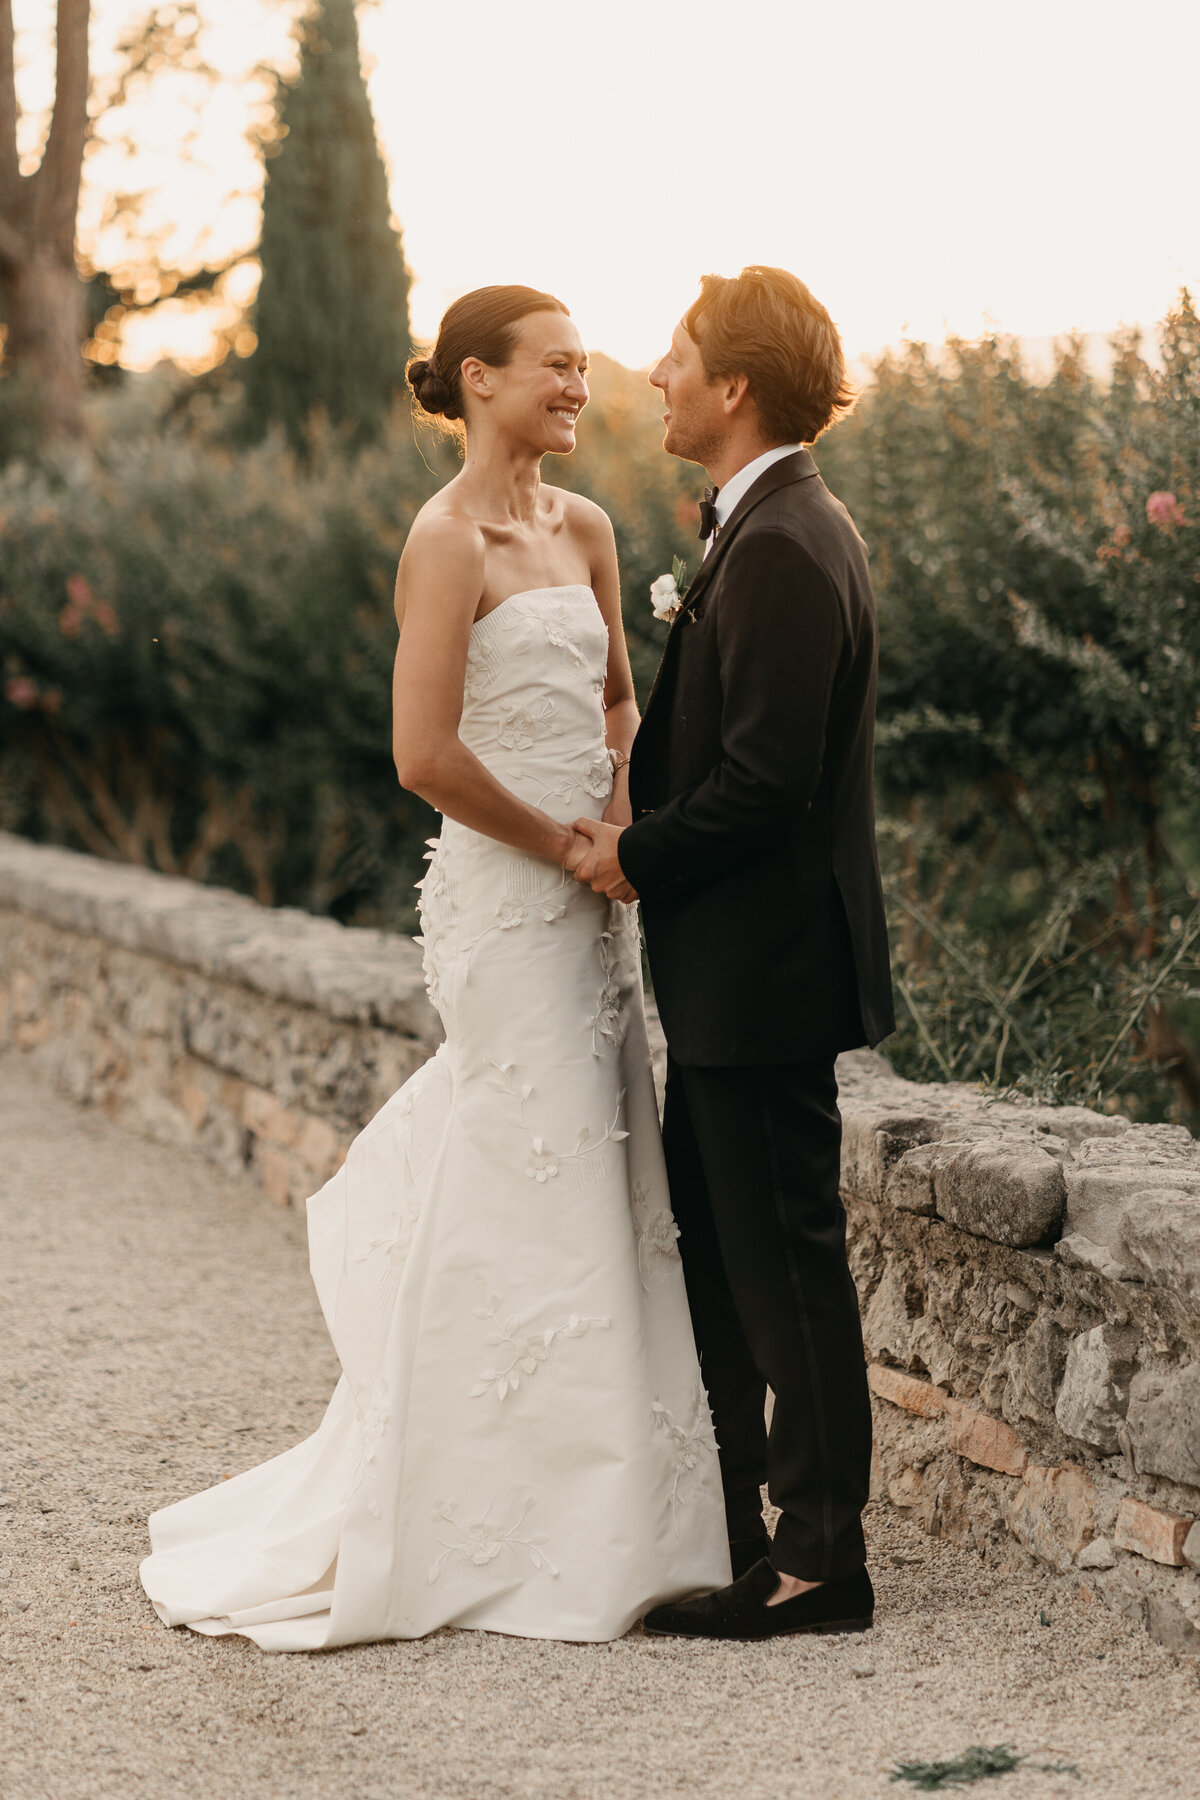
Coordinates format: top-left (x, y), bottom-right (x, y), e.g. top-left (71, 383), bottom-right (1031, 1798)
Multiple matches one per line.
top-left (820, 294), bottom-right (1200, 1123)
top-left (0, 399), bottom-right (434, 923)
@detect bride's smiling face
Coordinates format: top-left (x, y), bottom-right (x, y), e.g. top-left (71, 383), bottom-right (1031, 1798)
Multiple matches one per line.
top-left (462, 311), bottom-right (589, 454)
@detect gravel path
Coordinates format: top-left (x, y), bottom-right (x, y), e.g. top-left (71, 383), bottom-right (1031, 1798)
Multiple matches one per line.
top-left (1, 1047), bottom-right (1197, 1800)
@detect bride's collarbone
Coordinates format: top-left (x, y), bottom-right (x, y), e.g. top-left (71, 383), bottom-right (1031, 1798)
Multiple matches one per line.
top-left (472, 499), bottom-right (590, 604)
top-left (474, 498), bottom-right (566, 547)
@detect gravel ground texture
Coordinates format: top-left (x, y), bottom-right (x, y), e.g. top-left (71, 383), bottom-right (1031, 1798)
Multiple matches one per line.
top-left (2, 1046), bottom-right (1198, 1800)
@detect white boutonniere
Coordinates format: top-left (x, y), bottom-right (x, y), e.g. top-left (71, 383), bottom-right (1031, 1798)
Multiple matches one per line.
top-left (650, 556), bottom-right (688, 623)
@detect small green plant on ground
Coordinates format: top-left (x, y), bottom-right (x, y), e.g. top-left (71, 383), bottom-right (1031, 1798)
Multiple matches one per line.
top-left (891, 1745), bottom-right (1022, 1790)
top-left (891, 1744), bottom-right (1078, 1789)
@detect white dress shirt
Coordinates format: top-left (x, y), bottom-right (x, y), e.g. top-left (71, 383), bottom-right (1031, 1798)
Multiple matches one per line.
top-left (703, 442), bottom-right (804, 554)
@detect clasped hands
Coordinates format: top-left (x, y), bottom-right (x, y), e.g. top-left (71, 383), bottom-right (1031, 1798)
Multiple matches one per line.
top-left (563, 819), bottom-right (637, 902)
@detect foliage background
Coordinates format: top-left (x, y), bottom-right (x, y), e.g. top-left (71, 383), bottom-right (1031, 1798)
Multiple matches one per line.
top-left (817, 299), bottom-right (1200, 1123)
top-left (3, 304), bottom-right (1198, 1127)
top-left (0, 353), bottom-right (692, 926)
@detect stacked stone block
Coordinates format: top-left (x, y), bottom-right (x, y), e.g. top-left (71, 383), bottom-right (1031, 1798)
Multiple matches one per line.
top-left (837, 1049), bottom-right (1200, 1658)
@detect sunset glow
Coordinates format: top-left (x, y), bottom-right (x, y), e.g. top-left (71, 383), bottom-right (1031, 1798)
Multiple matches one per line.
top-left (15, 0), bottom-right (1200, 371)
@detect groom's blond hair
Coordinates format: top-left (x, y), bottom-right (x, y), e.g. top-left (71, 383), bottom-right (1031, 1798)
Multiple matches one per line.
top-left (685, 266), bottom-right (855, 445)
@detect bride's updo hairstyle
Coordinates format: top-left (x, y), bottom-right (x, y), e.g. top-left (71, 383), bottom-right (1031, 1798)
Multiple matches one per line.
top-left (406, 285), bottom-right (571, 433)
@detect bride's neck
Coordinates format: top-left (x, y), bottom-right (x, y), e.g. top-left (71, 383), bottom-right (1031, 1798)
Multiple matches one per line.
top-left (458, 434), bottom-right (544, 525)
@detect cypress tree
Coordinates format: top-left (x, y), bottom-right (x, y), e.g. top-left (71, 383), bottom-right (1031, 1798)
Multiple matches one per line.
top-left (244, 0), bottom-right (411, 447)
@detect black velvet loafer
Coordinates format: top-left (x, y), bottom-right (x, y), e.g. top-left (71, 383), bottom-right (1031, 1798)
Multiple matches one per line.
top-left (729, 1533), bottom-right (772, 1581)
top-left (643, 1559), bottom-right (874, 1640)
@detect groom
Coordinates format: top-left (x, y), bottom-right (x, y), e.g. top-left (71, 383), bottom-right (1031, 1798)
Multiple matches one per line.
top-left (571, 266), bottom-right (894, 1639)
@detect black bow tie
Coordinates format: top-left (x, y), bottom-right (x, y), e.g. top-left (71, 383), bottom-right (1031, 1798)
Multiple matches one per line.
top-left (697, 486), bottom-right (720, 541)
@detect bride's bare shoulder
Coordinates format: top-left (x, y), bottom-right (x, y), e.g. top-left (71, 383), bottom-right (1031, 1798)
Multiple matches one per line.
top-left (545, 484), bottom-right (615, 547)
top-left (404, 488), bottom-right (486, 555)
top-left (395, 495), bottom-right (486, 625)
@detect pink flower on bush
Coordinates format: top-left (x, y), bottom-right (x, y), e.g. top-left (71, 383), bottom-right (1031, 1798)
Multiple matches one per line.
top-left (1098, 518), bottom-right (1134, 562)
top-left (59, 572), bottom-right (119, 638)
top-left (1145, 491), bottom-right (1184, 529)
top-left (5, 676), bottom-right (38, 709)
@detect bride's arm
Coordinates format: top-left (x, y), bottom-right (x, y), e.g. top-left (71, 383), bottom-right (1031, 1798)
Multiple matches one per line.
top-left (391, 519), bottom-right (584, 868)
top-left (571, 496), bottom-right (638, 829)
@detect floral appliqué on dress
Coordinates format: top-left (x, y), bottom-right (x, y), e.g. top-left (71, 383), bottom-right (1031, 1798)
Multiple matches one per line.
top-left (525, 750), bottom-right (613, 810)
top-left (463, 878), bottom-right (570, 973)
top-left (360, 1204), bottom-right (421, 1303)
top-left (346, 1377), bottom-right (389, 1519)
top-left (538, 597), bottom-right (593, 672)
top-left (630, 1177), bottom-right (682, 1288)
top-left (589, 930), bottom-right (623, 1057)
top-left (414, 838), bottom-right (457, 1012)
top-left (428, 1496), bottom-right (558, 1584)
top-left (486, 1061), bottom-right (630, 1183)
top-left (464, 632), bottom-right (506, 700)
top-left (469, 1278), bottom-right (611, 1401)
top-left (652, 1381), bottom-right (719, 1515)
top-left (497, 695), bottom-right (564, 751)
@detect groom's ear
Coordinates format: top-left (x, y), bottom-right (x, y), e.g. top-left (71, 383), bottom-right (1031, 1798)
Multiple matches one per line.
top-left (721, 372), bottom-right (751, 416)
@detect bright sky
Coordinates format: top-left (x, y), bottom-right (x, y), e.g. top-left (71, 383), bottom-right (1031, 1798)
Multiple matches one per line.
top-left (14, 0), bottom-right (1200, 371)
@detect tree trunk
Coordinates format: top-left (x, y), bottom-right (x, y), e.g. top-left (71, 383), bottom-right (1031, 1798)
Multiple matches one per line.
top-left (0, 0), bottom-right (91, 438)
top-left (1141, 1002), bottom-right (1200, 1124)
top-left (0, 248), bottom-right (86, 433)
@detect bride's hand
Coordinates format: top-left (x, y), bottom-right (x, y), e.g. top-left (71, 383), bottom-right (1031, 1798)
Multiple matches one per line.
top-left (569, 818), bottom-right (638, 902)
top-left (558, 827), bottom-right (592, 874)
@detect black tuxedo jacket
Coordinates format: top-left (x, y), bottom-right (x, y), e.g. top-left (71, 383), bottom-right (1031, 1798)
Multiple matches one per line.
top-left (618, 449), bottom-right (895, 1065)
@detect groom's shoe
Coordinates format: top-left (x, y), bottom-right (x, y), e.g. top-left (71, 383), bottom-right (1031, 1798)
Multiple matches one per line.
top-left (729, 1533), bottom-right (772, 1581)
top-left (644, 1559), bottom-right (874, 1640)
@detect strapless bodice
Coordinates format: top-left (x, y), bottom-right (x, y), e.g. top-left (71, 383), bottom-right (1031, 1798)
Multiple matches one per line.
top-left (458, 585), bottom-right (612, 824)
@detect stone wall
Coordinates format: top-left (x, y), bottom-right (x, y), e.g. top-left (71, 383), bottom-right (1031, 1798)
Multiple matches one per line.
top-left (2, 831), bottom-right (1197, 1654)
top-left (837, 1054), bottom-right (1200, 1657)
top-left (0, 832), bottom-right (440, 1207)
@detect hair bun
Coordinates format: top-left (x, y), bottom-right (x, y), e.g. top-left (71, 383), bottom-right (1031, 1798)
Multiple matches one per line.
top-left (407, 356), bottom-right (457, 419)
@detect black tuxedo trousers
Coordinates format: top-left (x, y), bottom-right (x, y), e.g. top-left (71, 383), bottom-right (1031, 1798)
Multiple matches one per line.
top-left (663, 1055), bottom-right (871, 1581)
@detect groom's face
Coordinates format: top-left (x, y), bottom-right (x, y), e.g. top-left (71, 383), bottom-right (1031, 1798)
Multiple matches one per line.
top-left (650, 321), bottom-right (726, 467)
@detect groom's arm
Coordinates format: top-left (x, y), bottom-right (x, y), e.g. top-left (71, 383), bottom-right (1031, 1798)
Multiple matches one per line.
top-left (617, 528), bottom-right (844, 902)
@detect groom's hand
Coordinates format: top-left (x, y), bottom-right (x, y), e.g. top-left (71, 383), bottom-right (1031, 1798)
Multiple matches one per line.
top-left (571, 819), bottom-right (638, 901)
top-left (559, 827), bottom-right (592, 875)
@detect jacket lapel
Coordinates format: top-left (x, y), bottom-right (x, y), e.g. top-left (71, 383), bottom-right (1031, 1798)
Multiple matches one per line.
top-left (638, 449), bottom-right (819, 725)
top-left (675, 447), bottom-right (817, 622)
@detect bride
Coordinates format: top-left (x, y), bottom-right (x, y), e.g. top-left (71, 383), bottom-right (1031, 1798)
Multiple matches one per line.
top-left (139, 285), bottom-right (731, 1649)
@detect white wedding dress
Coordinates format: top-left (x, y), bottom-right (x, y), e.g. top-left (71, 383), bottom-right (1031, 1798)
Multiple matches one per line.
top-left (139, 585), bottom-right (730, 1650)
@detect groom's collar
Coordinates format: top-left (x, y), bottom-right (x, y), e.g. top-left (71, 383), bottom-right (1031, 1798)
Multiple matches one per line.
top-left (678, 447), bottom-right (818, 619)
top-left (712, 443), bottom-right (804, 532)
